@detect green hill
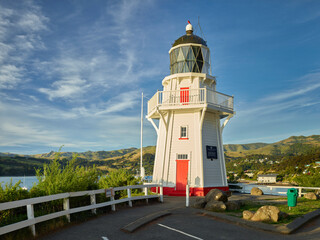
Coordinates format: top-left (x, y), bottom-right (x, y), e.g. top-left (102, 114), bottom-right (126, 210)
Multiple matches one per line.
top-left (1, 135), bottom-right (320, 176)
top-left (33, 147), bottom-right (137, 160)
top-left (224, 135), bottom-right (320, 157)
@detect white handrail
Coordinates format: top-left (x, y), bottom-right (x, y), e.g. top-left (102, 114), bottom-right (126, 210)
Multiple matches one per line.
top-left (147, 88), bottom-right (234, 116)
top-left (0, 184), bottom-right (163, 237)
top-left (228, 183), bottom-right (320, 197)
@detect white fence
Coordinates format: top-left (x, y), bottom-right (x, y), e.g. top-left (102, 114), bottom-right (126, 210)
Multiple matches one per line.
top-left (229, 183), bottom-right (320, 197)
top-left (0, 184), bottom-right (163, 237)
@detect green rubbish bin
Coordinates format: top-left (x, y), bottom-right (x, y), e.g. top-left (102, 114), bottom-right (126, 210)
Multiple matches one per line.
top-left (287, 188), bottom-right (298, 207)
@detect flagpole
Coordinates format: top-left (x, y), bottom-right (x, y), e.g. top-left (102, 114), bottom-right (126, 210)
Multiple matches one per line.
top-left (140, 92), bottom-right (144, 179)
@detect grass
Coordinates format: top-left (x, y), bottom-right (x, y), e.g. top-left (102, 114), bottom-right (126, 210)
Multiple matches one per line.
top-left (226, 197), bottom-right (320, 224)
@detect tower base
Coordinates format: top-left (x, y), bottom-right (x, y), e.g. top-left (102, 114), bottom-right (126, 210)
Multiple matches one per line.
top-left (151, 186), bottom-right (229, 196)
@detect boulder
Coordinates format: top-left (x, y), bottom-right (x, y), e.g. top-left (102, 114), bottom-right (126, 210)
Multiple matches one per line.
top-left (193, 197), bottom-right (206, 209)
top-left (243, 210), bottom-right (254, 220)
top-left (225, 201), bottom-right (241, 211)
top-left (204, 200), bottom-right (227, 212)
top-left (304, 192), bottom-right (318, 200)
top-left (251, 206), bottom-right (280, 222)
top-left (251, 187), bottom-right (264, 196)
top-left (205, 189), bottom-right (228, 203)
top-left (279, 211), bottom-right (289, 220)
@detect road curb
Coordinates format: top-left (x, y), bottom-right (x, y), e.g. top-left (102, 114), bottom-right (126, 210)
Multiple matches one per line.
top-left (200, 209), bottom-right (320, 234)
top-left (121, 210), bottom-right (171, 233)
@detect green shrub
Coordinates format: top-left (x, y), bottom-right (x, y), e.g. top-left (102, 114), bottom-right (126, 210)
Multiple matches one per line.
top-left (31, 150), bottom-right (99, 196)
top-left (293, 173), bottom-right (320, 187)
top-left (99, 169), bottom-right (141, 198)
top-left (0, 180), bottom-right (30, 228)
top-left (0, 180), bottom-right (29, 203)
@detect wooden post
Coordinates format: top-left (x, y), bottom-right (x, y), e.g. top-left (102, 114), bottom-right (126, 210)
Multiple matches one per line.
top-left (127, 188), bottom-right (132, 207)
top-left (298, 188), bottom-right (302, 197)
top-left (63, 198), bottom-right (70, 222)
top-left (90, 194), bottom-right (96, 214)
top-left (144, 187), bottom-right (148, 204)
top-left (27, 204), bottom-right (36, 237)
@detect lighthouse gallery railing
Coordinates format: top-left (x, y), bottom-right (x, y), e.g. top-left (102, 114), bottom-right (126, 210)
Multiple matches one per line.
top-left (148, 88), bottom-right (233, 115)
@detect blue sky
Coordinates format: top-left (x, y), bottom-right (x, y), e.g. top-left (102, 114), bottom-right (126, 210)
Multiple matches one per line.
top-left (1, 0), bottom-right (320, 154)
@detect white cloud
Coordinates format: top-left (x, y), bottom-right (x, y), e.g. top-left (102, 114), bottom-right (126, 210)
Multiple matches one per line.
top-left (17, 12), bottom-right (48, 32)
top-left (37, 0), bottom-right (158, 102)
top-left (0, 1), bottom-right (48, 89)
top-left (0, 64), bottom-right (24, 89)
top-left (225, 70), bottom-right (320, 144)
top-left (262, 72), bottom-right (320, 102)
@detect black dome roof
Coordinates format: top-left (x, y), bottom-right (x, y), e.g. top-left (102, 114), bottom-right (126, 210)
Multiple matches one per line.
top-left (172, 34), bottom-right (207, 47)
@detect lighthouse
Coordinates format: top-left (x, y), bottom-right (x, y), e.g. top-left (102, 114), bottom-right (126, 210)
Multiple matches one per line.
top-left (147, 22), bottom-right (234, 196)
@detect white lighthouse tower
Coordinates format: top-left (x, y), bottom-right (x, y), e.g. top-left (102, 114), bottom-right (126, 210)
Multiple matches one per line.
top-left (147, 22), bottom-right (234, 196)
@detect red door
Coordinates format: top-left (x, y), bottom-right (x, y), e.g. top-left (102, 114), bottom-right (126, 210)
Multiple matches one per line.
top-left (180, 87), bottom-right (189, 104)
top-left (176, 160), bottom-right (189, 191)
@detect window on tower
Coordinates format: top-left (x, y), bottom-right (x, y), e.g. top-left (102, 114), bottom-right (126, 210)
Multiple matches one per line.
top-left (179, 126), bottom-right (188, 140)
top-left (177, 154), bottom-right (188, 160)
top-left (170, 45), bottom-right (210, 75)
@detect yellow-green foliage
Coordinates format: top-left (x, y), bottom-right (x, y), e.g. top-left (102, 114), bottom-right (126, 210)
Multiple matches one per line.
top-left (99, 169), bottom-right (141, 198)
top-left (31, 150), bottom-right (99, 196)
top-left (294, 173), bottom-right (320, 187)
top-left (0, 180), bottom-right (29, 203)
top-left (0, 180), bottom-right (30, 228)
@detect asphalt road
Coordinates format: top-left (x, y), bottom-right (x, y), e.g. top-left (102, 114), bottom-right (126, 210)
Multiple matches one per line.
top-left (39, 197), bottom-right (320, 240)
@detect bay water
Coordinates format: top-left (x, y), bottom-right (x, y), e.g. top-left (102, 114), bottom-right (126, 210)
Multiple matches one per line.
top-left (0, 176), bottom-right (38, 190)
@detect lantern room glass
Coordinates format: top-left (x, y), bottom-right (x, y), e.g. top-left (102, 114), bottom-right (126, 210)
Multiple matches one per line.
top-left (170, 46), bottom-right (211, 74)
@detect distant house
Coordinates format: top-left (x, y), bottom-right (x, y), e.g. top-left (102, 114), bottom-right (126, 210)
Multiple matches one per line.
top-left (257, 174), bottom-right (278, 183)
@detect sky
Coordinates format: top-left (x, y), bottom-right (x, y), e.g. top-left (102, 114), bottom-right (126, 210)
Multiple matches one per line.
top-left (0, 0), bottom-right (320, 154)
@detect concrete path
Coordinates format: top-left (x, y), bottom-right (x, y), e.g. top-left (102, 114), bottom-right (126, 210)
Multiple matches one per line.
top-left (39, 195), bottom-right (320, 240)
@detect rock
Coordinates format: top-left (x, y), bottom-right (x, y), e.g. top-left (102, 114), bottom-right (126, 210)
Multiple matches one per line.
top-left (193, 197), bottom-right (206, 209)
top-left (243, 210), bottom-right (254, 220)
top-left (251, 206), bottom-right (280, 222)
top-left (204, 200), bottom-right (227, 212)
top-left (225, 201), bottom-right (241, 211)
top-left (304, 192), bottom-right (318, 200)
top-left (205, 189), bottom-right (228, 203)
top-left (279, 211), bottom-right (289, 220)
top-left (225, 191), bottom-right (232, 197)
top-left (251, 187), bottom-right (264, 196)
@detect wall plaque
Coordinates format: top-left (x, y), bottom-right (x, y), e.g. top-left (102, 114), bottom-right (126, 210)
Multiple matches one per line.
top-left (206, 146), bottom-right (217, 160)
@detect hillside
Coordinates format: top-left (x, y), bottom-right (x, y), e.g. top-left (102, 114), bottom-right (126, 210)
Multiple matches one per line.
top-left (224, 135), bottom-right (320, 157)
top-left (1, 135), bottom-right (320, 176)
top-left (92, 146), bottom-right (156, 174)
top-left (33, 147), bottom-right (137, 160)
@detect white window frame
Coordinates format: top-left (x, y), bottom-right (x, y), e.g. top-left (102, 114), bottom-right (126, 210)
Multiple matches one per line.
top-left (179, 125), bottom-right (188, 139)
top-left (177, 154), bottom-right (188, 160)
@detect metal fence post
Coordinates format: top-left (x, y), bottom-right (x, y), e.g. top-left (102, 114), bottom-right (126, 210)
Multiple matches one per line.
top-left (160, 185), bottom-right (164, 203)
top-left (90, 193), bottom-right (96, 214)
top-left (144, 187), bottom-right (149, 204)
top-left (63, 198), bottom-right (70, 222)
top-left (127, 188), bottom-right (132, 207)
top-left (186, 184), bottom-right (189, 207)
top-left (27, 204), bottom-right (36, 237)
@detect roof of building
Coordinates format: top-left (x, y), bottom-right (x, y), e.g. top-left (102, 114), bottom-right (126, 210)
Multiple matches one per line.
top-left (172, 34), bottom-right (207, 47)
top-left (257, 174), bottom-right (278, 177)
